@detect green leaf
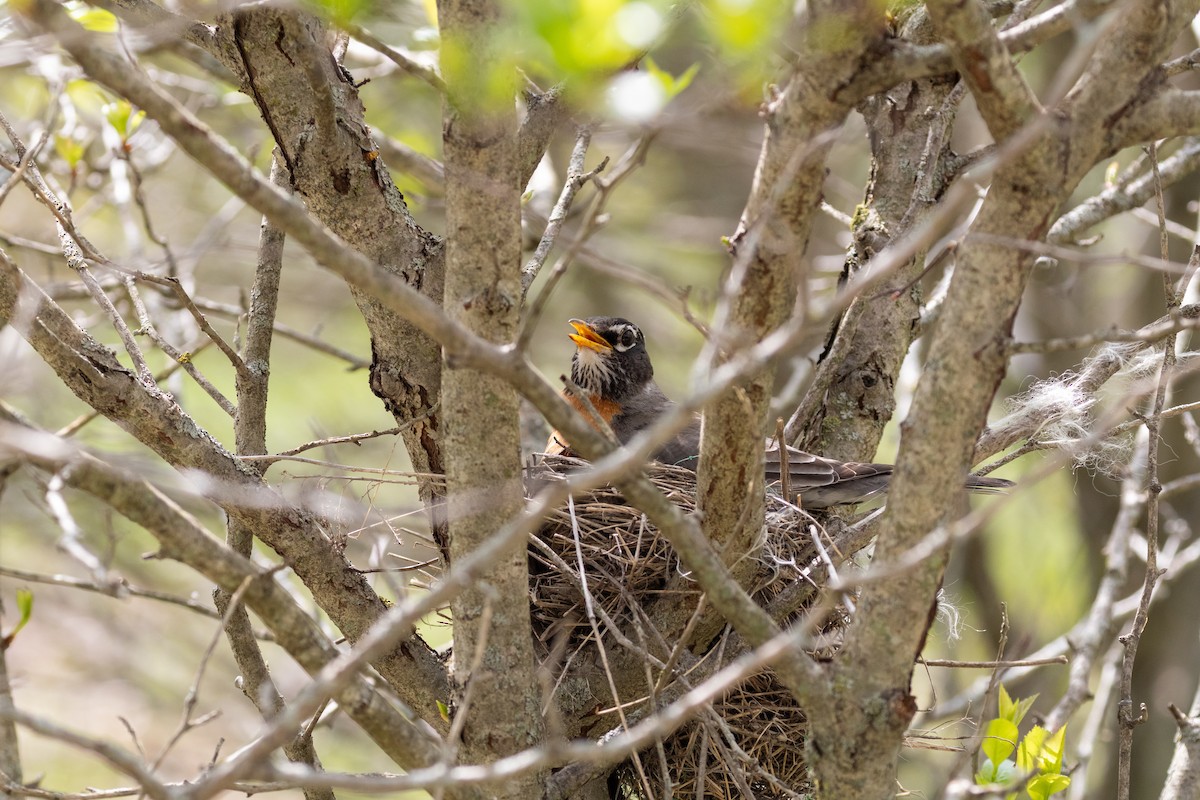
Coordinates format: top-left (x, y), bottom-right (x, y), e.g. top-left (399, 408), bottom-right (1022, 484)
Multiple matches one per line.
top-left (54, 133), bottom-right (86, 168)
top-left (65, 79), bottom-right (117, 121)
top-left (307, 0), bottom-right (373, 25)
top-left (1027, 774), bottom-right (1071, 800)
top-left (1041, 725), bottom-right (1067, 773)
top-left (974, 758), bottom-right (1012, 786)
top-left (702, 0), bottom-right (783, 52)
top-left (697, 0), bottom-right (795, 88)
top-left (507, 0), bottom-right (675, 88)
top-left (1013, 693), bottom-right (1038, 726)
top-left (103, 101), bottom-right (145, 141)
top-left (435, 699), bottom-right (450, 722)
top-left (998, 684), bottom-right (1015, 721)
top-left (643, 57), bottom-right (699, 100)
top-left (68, 3), bottom-right (118, 32)
top-left (982, 717), bottom-right (1018, 767)
top-left (975, 757), bottom-right (1016, 787)
top-left (15, 589), bottom-right (33, 635)
top-left (3, 589), bottom-right (33, 648)
top-left (998, 685), bottom-right (1037, 725)
top-left (1017, 725), bottom-right (1048, 772)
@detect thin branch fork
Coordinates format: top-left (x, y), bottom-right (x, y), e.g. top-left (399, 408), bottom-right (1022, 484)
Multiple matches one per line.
top-left (519, 129), bottom-right (658, 350)
top-left (0, 564), bottom-right (251, 626)
top-left (61, 231), bottom-right (155, 383)
top-left (0, 424), bottom-right (456, 793)
top-left (1115, 155), bottom-right (1187, 800)
top-left (1047, 137), bottom-right (1200, 248)
top-left (1007, 305), bottom-right (1200, 353)
top-left (345, 22), bottom-right (446, 93)
top-left (0, 708), bottom-right (173, 800)
top-left (122, 276), bottom-right (237, 416)
top-left (971, 231), bottom-right (1194, 274)
top-left (0, 119), bottom-right (110, 267)
top-left (2, 105), bottom-right (245, 411)
top-left (168, 295), bottom-right (369, 368)
top-left (519, 126), bottom-right (607, 295)
top-left (133, 272), bottom-right (247, 374)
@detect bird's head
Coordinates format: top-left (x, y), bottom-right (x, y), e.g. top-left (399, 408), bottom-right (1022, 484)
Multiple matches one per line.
top-left (567, 317), bottom-right (654, 402)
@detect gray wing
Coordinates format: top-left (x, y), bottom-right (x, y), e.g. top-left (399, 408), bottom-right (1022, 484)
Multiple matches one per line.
top-left (765, 442), bottom-right (893, 509)
top-left (765, 442), bottom-right (1013, 509)
top-left (609, 397), bottom-right (1012, 508)
top-left (609, 385), bottom-right (703, 467)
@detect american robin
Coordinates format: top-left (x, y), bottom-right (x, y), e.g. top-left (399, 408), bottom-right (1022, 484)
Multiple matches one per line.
top-left (547, 316), bottom-right (1013, 509)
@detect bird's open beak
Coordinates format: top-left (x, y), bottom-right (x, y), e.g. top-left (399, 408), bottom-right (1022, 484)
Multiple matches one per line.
top-left (568, 319), bottom-right (612, 353)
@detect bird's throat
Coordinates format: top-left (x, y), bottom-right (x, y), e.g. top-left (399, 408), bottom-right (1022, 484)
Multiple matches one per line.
top-left (573, 347), bottom-right (617, 397)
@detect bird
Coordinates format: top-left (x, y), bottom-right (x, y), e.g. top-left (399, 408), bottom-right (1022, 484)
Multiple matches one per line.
top-left (546, 316), bottom-right (1013, 509)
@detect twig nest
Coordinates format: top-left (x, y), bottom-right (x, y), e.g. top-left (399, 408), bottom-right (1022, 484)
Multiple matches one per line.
top-left (525, 454), bottom-right (848, 799)
top-left (624, 670), bottom-right (813, 799)
top-left (527, 455), bottom-right (700, 646)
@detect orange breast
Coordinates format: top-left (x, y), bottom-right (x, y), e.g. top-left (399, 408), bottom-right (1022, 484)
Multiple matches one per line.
top-left (545, 391), bottom-right (621, 455)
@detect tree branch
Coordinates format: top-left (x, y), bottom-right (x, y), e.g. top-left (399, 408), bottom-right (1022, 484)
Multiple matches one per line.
top-left (0, 249), bottom-right (451, 736)
top-left (1162, 686), bottom-right (1200, 800)
top-left (697, 0), bottom-right (887, 638)
top-left (926, 0), bottom-right (1040, 139)
top-left (0, 425), bottom-right (458, 793)
top-left (436, 0), bottom-right (543, 793)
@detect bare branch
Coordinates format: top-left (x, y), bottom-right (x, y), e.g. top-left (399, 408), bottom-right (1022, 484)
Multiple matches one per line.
top-left (1007, 306), bottom-right (1200, 353)
top-left (0, 708), bottom-right (171, 800)
top-left (347, 22), bottom-right (446, 92)
top-left (926, 0), bottom-right (1040, 139)
top-left (1115, 155), bottom-right (1182, 800)
top-left (518, 130), bottom-right (652, 348)
top-left (520, 126), bottom-right (605, 295)
top-left (133, 273), bottom-right (246, 375)
top-left (0, 252), bottom-right (452, 728)
top-left (122, 276), bottom-right (237, 416)
top-left (173, 297), bottom-right (369, 369)
top-left (0, 424), bottom-right (454, 788)
top-left (920, 656), bottom-right (1069, 669)
top-left (1048, 138), bottom-right (1200, 249)
top-left (0, 565), bottom-right (243, 626)
top-left (43, 471), bottom-right (120, 589)
top-left (0, 597), bottom-right (22, 795)
top-left (150, 575), bottom-right (257, 771)
top-left (1162, 685), bottom-right (1200, 800)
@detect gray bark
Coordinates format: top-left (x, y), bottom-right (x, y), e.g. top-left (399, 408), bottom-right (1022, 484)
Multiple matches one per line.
top-left (437, 0), bottom-right (545, 793)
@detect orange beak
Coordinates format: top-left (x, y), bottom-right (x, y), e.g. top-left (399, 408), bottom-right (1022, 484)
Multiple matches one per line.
top-left (568, 319), bottom-right (612, 353)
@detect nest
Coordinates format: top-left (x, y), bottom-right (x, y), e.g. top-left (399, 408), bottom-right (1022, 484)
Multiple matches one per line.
top-left (625, 670), bottom-right (811, 800)
top-left (526, 454), bottom-right (860, 799)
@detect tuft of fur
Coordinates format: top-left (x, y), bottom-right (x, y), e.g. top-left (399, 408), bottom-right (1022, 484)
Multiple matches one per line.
top-left (1000, 342), bottom-right (1164, 478)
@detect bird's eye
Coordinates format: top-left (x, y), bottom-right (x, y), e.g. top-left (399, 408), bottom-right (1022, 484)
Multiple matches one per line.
top-left (614, 325), bottom-right (639, 352)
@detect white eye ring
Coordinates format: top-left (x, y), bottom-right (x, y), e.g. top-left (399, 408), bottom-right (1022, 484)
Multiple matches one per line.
top-left (613, 325), bottom-right (640, 352)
